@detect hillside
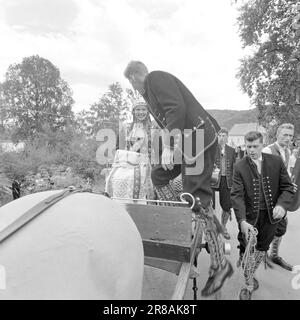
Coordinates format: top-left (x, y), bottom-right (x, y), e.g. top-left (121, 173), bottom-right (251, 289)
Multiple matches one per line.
top-left (207, 108), bottom-right (258, 130)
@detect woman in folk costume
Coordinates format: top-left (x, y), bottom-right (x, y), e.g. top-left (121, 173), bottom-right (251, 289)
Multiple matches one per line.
top-left (105, 100), bottom-right (154, 202)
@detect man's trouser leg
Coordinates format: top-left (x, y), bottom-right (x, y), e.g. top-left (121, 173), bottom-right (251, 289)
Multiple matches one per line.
top-left (153, 126), bottom-right (218, 209)
top-left (182, 133), bottom-right (218, 208)
top-left (219, 177), bottom-right (232, 239)
top-left (238, 210), bottom-right (278, 299)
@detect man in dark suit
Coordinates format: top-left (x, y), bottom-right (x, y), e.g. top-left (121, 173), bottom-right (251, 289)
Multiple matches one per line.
top-left (124, 61), bottom-right (233, 297)
top-left (212, 128), bottom-right (236, 234)
top-left (231, 131), bottom-right (294, 300)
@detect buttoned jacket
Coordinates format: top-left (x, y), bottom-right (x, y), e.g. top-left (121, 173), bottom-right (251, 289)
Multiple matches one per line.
top-left (263, 142), bottom-right (295, 177)
top-left (142, 71), bottom-right (220, 151)
top-left (231, 153), bottom-right (294, 225)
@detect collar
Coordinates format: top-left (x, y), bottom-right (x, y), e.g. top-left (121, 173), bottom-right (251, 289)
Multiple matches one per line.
top-left (275, 141), bottom-right (287, 151)
top-left (219, 144), bottom-right (226, 152)
top-left (141, 74), bottom-right (149, 97)
top-left (248, 154), bottom-right (262, 161)
top-left (247, 154), bottom-right (263, 166)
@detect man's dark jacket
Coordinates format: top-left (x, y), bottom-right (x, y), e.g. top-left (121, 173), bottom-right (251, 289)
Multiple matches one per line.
top-left (142, 71), bottom-right (220, 149)
top-left (212, 144), bottom-right (236, 189)
top-left (231, 153), bottom-right (294, 225)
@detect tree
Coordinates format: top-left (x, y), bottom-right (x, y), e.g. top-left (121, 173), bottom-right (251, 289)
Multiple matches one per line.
top-left (80, 82), bottom-right (132, 137)
top-left (0, 55), bottom-right (75, 142)
top-left (236, 0), bottom-right (300, 140)
top-left (0, 84), bottom-right (6, 136)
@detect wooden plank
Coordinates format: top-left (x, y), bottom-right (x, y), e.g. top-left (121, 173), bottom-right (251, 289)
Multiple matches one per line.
top-left (0, 189), bottom-right (76, 243)
top-left (126, 203), bottom-right (205, 299)
top-left (171, 220), bottom-right (203, 300)
top-left (171, 262), bottom-right (191, 300)
top-left (144, 257), bottom-right (182, 275)
top-left (143, 239), bottom-right (191, 262)
top-left (126, 204), bottom-right (192, 243)
top-left (191, 219), bottom-right (203, 249)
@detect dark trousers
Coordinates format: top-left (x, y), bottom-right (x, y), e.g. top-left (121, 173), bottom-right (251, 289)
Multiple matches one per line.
top-left (275, 217), bottom-right (287, 237)
top-left (151, 139), bottom-right (217, 208)
top-left (238, 210), bottom-right (278, 254)
top-left (212, 176), bottom-right (232, 212)
top-left (12, 182), bottom-right (21, 200)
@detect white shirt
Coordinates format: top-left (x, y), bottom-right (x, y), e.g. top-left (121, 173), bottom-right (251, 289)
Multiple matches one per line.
top-left (252, 156), bottom-right (263, 174)
top-left (220, 145), bottom-right (225, 155)
top-left (262, 142), bottom-right (296, 177)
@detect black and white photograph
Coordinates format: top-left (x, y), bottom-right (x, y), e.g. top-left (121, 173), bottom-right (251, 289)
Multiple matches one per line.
top-left (0, 0), bottom-right (300, 305)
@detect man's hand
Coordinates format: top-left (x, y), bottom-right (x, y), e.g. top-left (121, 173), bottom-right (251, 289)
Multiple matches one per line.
top-left (240, 220), bottom-right (254, 237)
top-left (273, 205), bottom-right (286, 220)
top-left (162, 146), bottom-right (174, 171)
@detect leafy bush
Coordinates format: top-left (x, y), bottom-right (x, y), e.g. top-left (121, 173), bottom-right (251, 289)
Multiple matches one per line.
top-left (0, 126), bottom-right (105, 187)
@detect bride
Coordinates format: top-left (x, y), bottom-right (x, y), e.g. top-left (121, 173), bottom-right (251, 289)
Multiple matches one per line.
top-left (105, 101), bottom-right (154, 203)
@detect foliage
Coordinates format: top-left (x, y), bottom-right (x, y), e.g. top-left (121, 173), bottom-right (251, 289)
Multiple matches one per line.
top-left (0, 125), bottom-right (102, 184)
top-left (75, 83), bottom-right (140, 137)
top-left (76, 82), bottom-right (128, 136)
top-left (0, 55), bottom-right (143, 202)
top-left (0, 55), bottom-right (75, 142)
top-left (236, 0), bottom-right (300, 140)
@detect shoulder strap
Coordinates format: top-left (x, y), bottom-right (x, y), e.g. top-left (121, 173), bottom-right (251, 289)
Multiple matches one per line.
top-left (269, 143), bottom-right (281, 156)
top-left (0, 187), bottom-right (94, 244)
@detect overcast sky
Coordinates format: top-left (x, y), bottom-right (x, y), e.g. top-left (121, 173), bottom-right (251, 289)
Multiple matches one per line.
top-left (0, 0), bottom-right (252, 112)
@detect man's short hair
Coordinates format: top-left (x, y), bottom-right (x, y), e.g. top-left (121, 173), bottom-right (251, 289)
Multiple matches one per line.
top-left (218, 128), bottom-right (229, 135)
top-left (244, 131), bottom-right (263, 143)
top-left (276, 123), bottom-right (294, 136)
top-left (124, 61), bottom-right (148, 79)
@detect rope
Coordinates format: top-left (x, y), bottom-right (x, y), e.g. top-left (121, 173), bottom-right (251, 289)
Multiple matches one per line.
top-left (236, 226), bottom-right (258, 299)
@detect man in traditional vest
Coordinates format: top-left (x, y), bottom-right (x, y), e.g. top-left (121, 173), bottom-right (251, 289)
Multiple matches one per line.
top-left (262, 123), bottom-right (296, 271)
top-left (212, 128), bottom-right (236, 235)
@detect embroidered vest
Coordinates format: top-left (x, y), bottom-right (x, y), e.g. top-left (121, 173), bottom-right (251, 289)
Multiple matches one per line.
top-left (220, 150), bottom-right (226, 176)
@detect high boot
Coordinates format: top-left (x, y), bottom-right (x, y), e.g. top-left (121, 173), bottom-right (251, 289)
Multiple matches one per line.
top-left (221, 210), bottom-right (231, 239)
top-left (197, 208), bottom-right (233, 297)
top-left (221, 210), bottom-right (231, 227)
top-left (269, 236), bottom-right (293, 271)
top-left (239, 249), bottom-right (264, 300)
